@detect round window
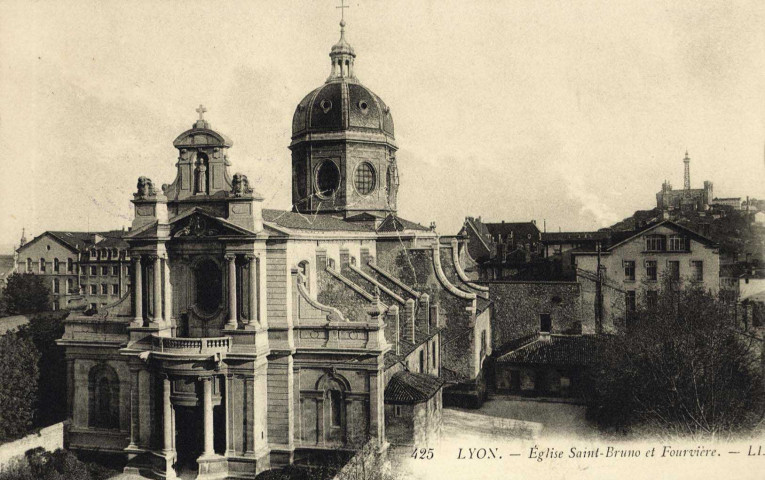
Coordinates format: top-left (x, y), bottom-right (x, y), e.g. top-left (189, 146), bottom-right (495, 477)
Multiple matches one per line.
top-left (354, 163), bottom-right (376, 195)
top-left (316, 160), bottom-right (341, 198)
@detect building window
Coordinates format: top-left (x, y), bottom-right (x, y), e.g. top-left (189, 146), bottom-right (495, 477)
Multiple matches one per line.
top-left (646, 260), bottom-right (657, 281)
top-left (100, 266), bottom-right (108, 276)
top-left (67, 278), bottom-right (74, 293)
top-left (668, 260), bottom-right (680, 281)
top-left (100, 284), bottom-right (107, 295)
top-left (39, 258), bottom-right (46, 273)
top-left (623, 260), bottom-right (635, 281)
top-left (89, 303), bottom-right (97, 310)
top-left (645, 235), bottom-right (665, 252)
top-left (112, 284), bottom-right (119, 295)
top-left (668, 235), bottom-right (686, 252)
top-left (53, 258), bottom-right (60, 273)
top-left (27, 258), bottom-right (33, 273)
top-left (646, 290), bottom-right (658, 308)
top-left (53, 278), bottom-right (60, 294)
top-left (67, 258), bottom-right (74, 273)
top-left (691, 261), bottom-right (703, 282)
top-left (90, 266), bottom-right (97, 276)
top-left (329, 389), bottom-right (342, 427)
top-left (419, 349), bottom-right (425, 373)
top-left (626, 290), bottom-right (636, 312)
top-left (540, 313), bottom-right (551, 333)
top-left (88, 364), bottom-right (120, 429)
top-left (112, 265), bottom-right (119, 276)
top-left (353, 162), bottom-right (376, 195)
top-left (52, 300), bottom-right (59, 311)
top-left (316, 160), bottom-right (341, 198)
top-left (394, 405), bottom-right (402, 417)
top-left (90, 285), bottom-right (97, 295)
top-left (431, 341), bottom-right (437, 369)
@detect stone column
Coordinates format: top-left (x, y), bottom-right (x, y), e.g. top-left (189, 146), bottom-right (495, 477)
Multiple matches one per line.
top-left (66, 359), bottom-right (75, 419)
top-left (225, 374), bottom-right (235, 456)
top-left (225, 255), bottom-right (238, 329)
top-left (246, 255), bottom-right (257, 327)
top-left (128, 368), bottom-right (140, 449)
top-left (162, 376), bottom-right (174, 454)
top-left (133, 256), bottom-right (142, 324)
top-left (202, 376), bottom-right (215, 457)
top-left (152, 255), bottom-right (163, 325)
top-left (163, 255), bottom-right (173, 330)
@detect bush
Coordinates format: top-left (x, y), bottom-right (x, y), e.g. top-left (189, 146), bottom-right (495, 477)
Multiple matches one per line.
top-left (585, 283), bottom-right (765, 438)
top-left (0, 448), bottom-right (117, 480)
top-left (0, 331), bottom-right (39, 441)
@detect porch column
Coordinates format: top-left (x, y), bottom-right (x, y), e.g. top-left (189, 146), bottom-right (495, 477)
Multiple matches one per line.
top-left (202, 376), bottom-right (215, 457)
top-left (162, 376), bottom-right (174, 454)
top-left (133, 256), bottom-right (142, 324)
top-left (152, 255), bottom-right (163, 325)
top-left (128, 368), bottom-right (140, 449)
top-left (246, 254), bottom-right (257, 326)
top-left (225, 255), bottom-right (238, 329)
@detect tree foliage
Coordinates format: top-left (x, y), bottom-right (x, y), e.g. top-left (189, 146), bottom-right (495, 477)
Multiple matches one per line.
top-left (585, 282), bottom-right (764, 438)
top-left (1, 273), bottom-right (50, 315)
top-left (0, 448), bottom-right (116, 480)
top-left (0, 330), bottom-right (39, 441)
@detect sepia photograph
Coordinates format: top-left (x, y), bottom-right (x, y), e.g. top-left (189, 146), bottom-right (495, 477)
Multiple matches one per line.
top-left (0, 1), bottom-right (763, 479)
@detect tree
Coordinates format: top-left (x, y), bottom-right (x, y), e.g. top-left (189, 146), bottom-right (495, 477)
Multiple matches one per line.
top-left (21, 311), bottom-right (69, 427)
top-left (0, 330), bottom-right (40, 441)
top-left (585, 282), bottom-right (765, 438)
top-left (1, 273), bottom-right (51, 315)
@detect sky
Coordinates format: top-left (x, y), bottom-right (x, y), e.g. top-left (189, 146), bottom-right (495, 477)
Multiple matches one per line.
top-left (0, 0), bottom-right (763, 251)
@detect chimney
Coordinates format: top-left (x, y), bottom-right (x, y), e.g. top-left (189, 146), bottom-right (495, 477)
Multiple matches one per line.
top-left (418, 293), bottom-right (430, 335)
top-left (387, 305), bottom-right (400, 356)
top-left (430, 304), bottom-right (440, 328)
top-left (404, 298), bottom-right (416, 343)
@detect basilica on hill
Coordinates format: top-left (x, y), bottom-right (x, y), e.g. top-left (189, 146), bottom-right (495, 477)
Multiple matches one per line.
top-left (57, 17), bottom-right (492, 480)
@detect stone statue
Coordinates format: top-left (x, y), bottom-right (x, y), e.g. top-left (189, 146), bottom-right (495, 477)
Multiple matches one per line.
top-left (135, 176), bottom-right (156, 199)
top-left (232, 173), bottom-right (253, 197)
top-left (195, 161), bottom-right (208, 194)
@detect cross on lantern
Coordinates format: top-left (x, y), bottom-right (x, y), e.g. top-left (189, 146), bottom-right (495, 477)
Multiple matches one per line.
top-left (196, 104), bottom-right (207, 121)
top-left (336, 0), bottom-right (349, 22)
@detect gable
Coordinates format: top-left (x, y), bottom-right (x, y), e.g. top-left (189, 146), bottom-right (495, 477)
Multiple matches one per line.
top-left (18, 232), bottom-right (79, 256)
top-left (170, 211), bottom-right (255, 239)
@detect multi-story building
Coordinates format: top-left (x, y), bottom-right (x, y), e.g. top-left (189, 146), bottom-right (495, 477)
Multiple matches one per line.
top-left (574, 220), bottom-right (720, 321)
top-left (656, 151), bottom-right (713, 211)
top-left (56, 18), bottom-right (491, 480)
top-left (15, 230), bottom-right (130, 311)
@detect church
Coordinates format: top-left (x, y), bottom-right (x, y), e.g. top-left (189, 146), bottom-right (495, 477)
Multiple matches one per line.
top-left (57, 17), bottom-right (491, 480)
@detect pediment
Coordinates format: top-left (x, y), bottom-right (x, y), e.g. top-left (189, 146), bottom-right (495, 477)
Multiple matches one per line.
top-left (170, 210), bottom-right (254, 239)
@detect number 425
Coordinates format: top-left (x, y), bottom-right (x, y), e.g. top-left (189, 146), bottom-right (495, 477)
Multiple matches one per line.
top-left (412, 448), bottom-right (434, 459)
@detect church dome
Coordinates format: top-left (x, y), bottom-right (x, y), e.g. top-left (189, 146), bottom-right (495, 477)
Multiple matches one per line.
top-left (291, 21), bottom-right (395, 142)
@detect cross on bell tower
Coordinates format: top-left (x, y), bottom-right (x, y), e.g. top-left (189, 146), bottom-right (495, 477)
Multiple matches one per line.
top-left (336, 0), bottom-right (349, 22)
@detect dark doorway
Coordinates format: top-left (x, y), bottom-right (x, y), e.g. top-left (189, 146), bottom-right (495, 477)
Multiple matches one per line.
top-left (175, 406), bottom-right (202, 472)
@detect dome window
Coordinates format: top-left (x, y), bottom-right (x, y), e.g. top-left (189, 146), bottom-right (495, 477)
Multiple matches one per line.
top-left (316, 160), bottom-right (341, 198)
top-left (354, 162), bottom-right (376, 195)
top-left (357, 100), bottom-right (369, 114)
top-left (320, 99), bottom-right (333, 114)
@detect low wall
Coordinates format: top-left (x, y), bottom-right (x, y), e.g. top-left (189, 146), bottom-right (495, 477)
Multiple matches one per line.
top-left (0, 422), bottom-right (66, 468)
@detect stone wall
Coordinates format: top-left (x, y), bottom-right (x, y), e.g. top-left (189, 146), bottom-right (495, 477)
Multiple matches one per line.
top-left (0, 422), bottom-right (67, 468)
top-left (487, 281), bottom-right (582, 350)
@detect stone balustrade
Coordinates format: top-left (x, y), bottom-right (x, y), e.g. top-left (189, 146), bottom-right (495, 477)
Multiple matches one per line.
top-left (151, 335), bottom-right (231, 355)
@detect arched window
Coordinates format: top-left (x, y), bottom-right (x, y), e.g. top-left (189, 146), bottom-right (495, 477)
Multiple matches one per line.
top-left (27, 258), bottom-right (32, 273)
top-left (88, 364), bottom-right (120, 429)
top-left (39, 258), bottom-right (46, 273)
top-left (298, 260), bottom-right (310, 292)
top-left (316, 373), bottom-right (349, 444)
top-left (53, 258), bottom-right (60, 273)
top-left (67, 258), bottom-right (74, 273)
top-left (195, 258), bottom-right (222, 314)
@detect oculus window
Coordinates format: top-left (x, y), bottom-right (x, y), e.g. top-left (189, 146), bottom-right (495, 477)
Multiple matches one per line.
top-left (354, 162), bottom-right (376, 195)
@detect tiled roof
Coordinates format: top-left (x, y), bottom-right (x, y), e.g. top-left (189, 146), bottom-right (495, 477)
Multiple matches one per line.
top-left (384, 371), bottom-right (444, 404)
top-left (384, 325), bottom-right (442, 369)
top-left (542, 231), bottom-right (610, 243)
top-left (484, 222), bottom-right (540, 239)
top-left (496, 334), bottom-right (605, 367)
top-left (262, 209), bottom-right (372, 232)
top-left (377, 214), bottom-right (430, 232)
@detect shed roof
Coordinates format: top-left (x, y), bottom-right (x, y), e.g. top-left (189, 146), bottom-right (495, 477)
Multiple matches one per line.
top-left (384, 371), bottom-right (444, 404)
